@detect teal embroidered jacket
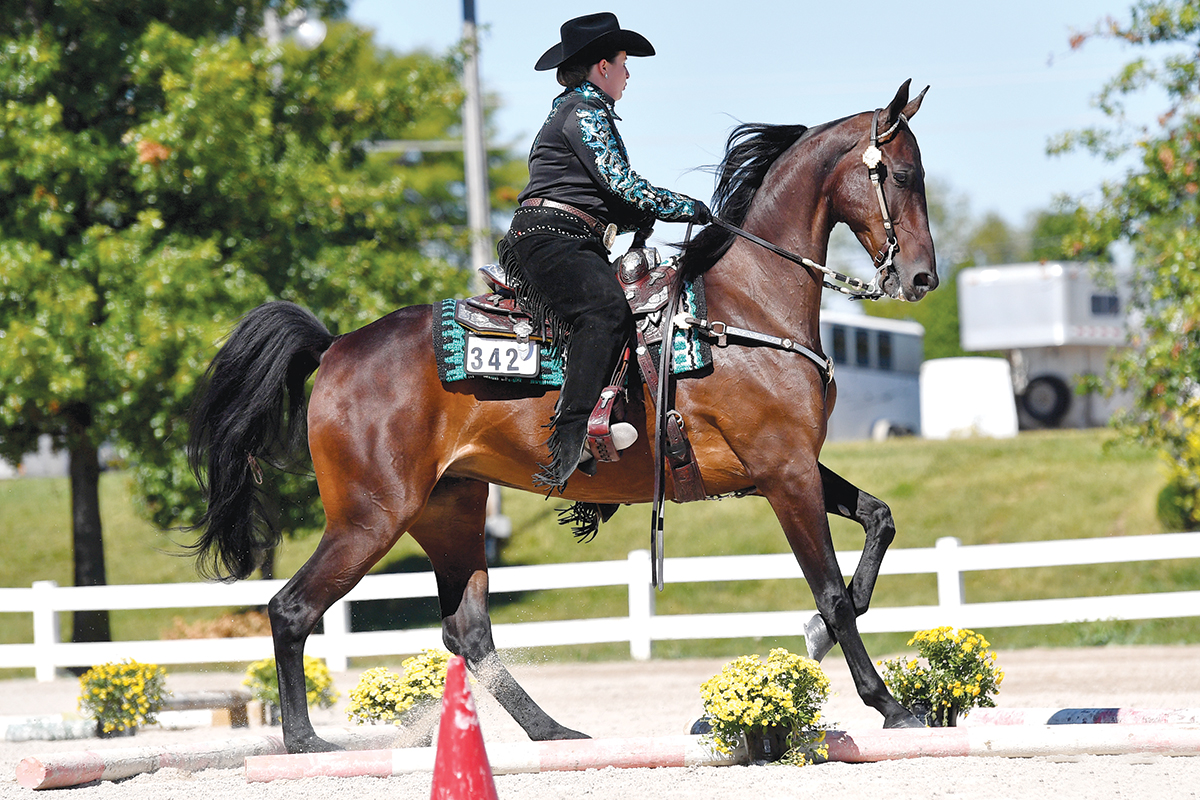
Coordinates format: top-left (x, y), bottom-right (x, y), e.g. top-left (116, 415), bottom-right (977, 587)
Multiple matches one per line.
top-left (517, 82), bottom-right (696, 234)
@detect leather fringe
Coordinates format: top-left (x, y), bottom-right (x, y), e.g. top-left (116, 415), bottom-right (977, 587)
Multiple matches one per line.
top-left (532, 424), bottom-right (571, 491)
top-left (496, 235), bottom-right (571, 356)
top-left (556, 502), bottom-right (620, 543)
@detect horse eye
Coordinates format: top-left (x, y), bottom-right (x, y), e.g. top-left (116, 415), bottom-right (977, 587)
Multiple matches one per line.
top-left (893, 171), bottom-right (910, 186)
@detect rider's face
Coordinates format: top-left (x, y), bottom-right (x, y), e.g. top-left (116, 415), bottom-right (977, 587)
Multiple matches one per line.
top-left (592, 52), bottom-right (629, 101)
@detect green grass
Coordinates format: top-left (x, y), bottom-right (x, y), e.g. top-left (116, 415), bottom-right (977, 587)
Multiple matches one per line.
top-left (1, 429), bottom-right (1194, 677)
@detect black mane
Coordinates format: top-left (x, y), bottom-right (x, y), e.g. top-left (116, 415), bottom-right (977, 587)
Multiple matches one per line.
top-left (678, 122), bottom-right (810, 280)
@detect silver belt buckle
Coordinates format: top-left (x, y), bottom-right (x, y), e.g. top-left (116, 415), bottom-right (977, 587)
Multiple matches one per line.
top-left (603, 223), bottom-right (617, 250)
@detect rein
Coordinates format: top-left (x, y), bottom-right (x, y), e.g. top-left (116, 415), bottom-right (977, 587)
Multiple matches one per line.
top-left (709, 216), bottom-right (884, 300)
top-left (708, 107), bottom-right (909, 302)
top-left (649, 269), bottom-right (682, 591)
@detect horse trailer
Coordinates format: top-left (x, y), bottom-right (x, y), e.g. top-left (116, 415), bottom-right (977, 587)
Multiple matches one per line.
top-left (957, 262), bottom-right (1132, 429)
top-left (818, 311), bottom-right (924, 441)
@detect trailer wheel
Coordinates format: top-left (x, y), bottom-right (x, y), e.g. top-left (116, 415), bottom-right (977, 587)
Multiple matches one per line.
top-left (1021, 375), bottom-right (1072, 427)
top-left (871, 419), bottom-right (915, 441)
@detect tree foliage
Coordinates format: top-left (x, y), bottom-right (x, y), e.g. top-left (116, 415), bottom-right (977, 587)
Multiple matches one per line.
top-left (0, 2), bottom-right (513, 615)
top-left (1052, 0), bottom-right (1200, 526)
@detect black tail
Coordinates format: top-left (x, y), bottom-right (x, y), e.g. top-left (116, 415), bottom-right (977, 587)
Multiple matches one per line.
top-left (187, 301), bottom-right (336, 581)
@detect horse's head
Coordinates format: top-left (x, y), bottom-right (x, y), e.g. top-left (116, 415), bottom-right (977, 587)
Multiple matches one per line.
top-left (831, 80), bottom-right (938, 302)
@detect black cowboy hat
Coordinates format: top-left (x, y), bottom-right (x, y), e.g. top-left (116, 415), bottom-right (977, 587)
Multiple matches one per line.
top-left (534, 12), bottom-right (655, 71)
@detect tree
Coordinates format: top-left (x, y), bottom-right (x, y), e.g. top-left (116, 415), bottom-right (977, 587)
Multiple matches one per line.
top-left (0, 3), bottom-right (511, 641)
top-left (1028, 207), bottom-right (1108, 262)
top-left (965, 212), bottom-right (1025, 266)
top-left (1052, 1), bottom-right (1200, 527)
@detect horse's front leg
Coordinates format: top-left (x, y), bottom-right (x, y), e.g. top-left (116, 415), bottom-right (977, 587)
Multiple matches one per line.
top-left (415, 478), bottom-right (588, 741)
top-left (804, 462), bottom-right (897, 663)
top-left (763, 462), bottom-right (920, 729)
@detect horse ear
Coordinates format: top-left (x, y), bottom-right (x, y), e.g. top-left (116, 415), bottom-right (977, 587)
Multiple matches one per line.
top-left (880, 79), bottom-right (912, 130)
top-left (902, 85), bottom-right (930, 121)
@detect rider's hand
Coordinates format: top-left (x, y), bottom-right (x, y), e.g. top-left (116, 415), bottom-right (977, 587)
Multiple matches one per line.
top-left (689, 199), bottom-right (713, 225)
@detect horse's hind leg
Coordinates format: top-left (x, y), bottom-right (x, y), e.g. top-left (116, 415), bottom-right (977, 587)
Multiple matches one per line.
top-left (411, 478), bottom-right (588, 741)
top-left (268, 480), bottom-right (425, 753)
top-left (804, 462), bottom-right (897, 662)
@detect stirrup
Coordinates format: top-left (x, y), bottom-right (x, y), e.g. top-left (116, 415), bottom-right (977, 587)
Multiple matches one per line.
top-left (587, 387), bottom-right (635, 462)
top-left (586, 345), bottom-right (635, 462)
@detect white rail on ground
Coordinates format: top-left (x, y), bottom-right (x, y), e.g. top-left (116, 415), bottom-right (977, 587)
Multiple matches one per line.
top-left (2, 532), bottom-right (1198, 681)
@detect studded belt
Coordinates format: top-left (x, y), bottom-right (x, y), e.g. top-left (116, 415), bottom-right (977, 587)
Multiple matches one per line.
top-left (520, 198), bottom-right (604, 235)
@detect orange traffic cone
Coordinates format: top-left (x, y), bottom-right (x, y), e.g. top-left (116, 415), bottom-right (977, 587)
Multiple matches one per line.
top-left (430, 655), bottom-right (498, 800)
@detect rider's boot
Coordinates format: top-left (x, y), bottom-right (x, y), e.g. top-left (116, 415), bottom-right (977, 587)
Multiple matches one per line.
top-left (610, 421), bottom-right (638, 450)
top-left (537, 412), bottom-right (594, 489)
top-left (534, 327), bottom-right (620, 490)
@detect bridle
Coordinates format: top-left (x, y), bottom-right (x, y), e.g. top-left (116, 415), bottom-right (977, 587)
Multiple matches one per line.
top-left (709, 107), bottom-right (908, 301)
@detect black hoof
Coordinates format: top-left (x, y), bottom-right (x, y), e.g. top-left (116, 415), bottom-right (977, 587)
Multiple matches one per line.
top-left (883, 710), bottom-right (925, 729)
top-left (554, 726), bottom-right (590, 740)
top-left (533, 724), bottom-right (590, 741)
top-left (286, 734), bottom-right (343, 754)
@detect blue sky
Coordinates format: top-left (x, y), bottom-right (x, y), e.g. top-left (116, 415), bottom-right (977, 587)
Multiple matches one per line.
top-left (348, 0), bottom-right (1153, 233)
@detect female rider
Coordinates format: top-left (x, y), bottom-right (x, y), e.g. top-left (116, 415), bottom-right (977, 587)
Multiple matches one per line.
top-left (498, 12), bottom-right (711, 488)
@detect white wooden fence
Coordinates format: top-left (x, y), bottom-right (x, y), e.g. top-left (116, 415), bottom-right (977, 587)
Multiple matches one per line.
top-left (2, 532), bottom-right (1199, 682)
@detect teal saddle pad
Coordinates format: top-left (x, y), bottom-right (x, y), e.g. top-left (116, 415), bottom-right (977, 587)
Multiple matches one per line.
top-left (432, 282), bottom-right (712, 387)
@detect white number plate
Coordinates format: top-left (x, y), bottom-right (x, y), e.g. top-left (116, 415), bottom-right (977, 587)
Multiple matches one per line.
top-left (465, 336), bottom-right (540, 377)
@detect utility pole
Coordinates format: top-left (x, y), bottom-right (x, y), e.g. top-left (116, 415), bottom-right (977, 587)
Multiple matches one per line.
top-left (462, 2), bottom-right (510, 560)
top-left (462, 0), bottom-right (491, 291)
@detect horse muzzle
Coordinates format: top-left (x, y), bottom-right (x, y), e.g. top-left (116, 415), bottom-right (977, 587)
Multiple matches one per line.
top-left (878, 260), bottom-right (938, 302)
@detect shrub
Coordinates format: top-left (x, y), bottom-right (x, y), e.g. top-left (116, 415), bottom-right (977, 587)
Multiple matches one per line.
top-left (78, 659), bottom-right (169, 734)
top-left (699, 648), bottom-right (830, 763)
top-left (347, 649), bottom-right (452, 724)
top-left (243, 655), bottom-right (339, 709)
top-left (879, 627), bottom-right (1004, 726)
top-left (1157, 475), bottom-right (1200, 532)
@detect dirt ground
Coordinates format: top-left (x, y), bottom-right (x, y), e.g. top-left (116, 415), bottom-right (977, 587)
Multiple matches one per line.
top-left (2, 645), bottom-right (1199, 798)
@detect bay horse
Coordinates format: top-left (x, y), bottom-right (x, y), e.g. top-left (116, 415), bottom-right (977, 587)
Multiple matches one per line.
top-left (188, 80), bottom-right (937, 753)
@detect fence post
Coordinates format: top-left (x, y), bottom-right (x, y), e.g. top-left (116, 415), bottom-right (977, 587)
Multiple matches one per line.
top-left (935, 536), bottom-right (965, 623)
top-left (31, 580), bottom-right (60, 682)
top-left (628, 550), bottom-right (654, 661)
top-left (321, 598), bottom-right (351, 672)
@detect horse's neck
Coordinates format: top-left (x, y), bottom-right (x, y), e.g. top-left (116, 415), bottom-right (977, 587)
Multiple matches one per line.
top-left (704, 150), bottom-right (833, 346)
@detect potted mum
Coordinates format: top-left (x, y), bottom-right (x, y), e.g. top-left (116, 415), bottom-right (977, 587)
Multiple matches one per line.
top-left (78, 659), bottom-right (169, 737)
top-left (244, 655), bottom-right (339, 725)
top-left (346, 649), bottom-right (452, 724)
top-left (347, 649), bottom-right (451, 746)
top-left (699, 648), bottom-right (830, 765)
top-left (879, 626), bottom-right (1004, 726)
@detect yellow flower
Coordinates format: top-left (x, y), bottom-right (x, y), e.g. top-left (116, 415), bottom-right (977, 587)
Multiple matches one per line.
top-left (700, 649), bottom-right (829, 759)
top-left (347, 650), bottom-right (451, 725)
top-left (880, 628), bottom-right (1004, 718)
top-left (77, 659), bottom-right (168, 732)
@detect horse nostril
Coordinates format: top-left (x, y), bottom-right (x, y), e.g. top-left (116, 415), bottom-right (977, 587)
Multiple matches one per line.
top-left (914, 271), bottom-right (939, 292)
